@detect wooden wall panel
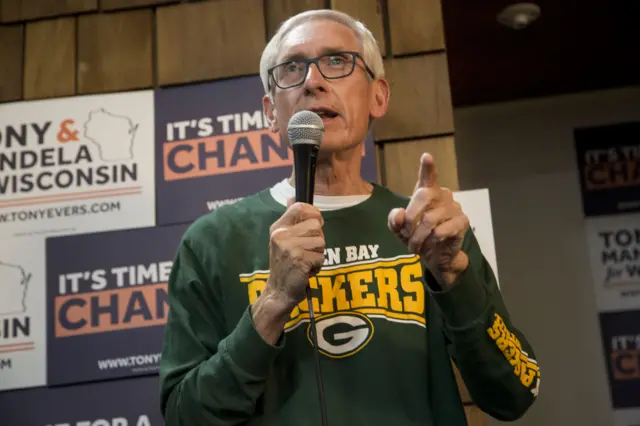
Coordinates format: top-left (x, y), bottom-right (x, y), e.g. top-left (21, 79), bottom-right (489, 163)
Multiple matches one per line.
top-left (24, 17), bottom-right (76, 100)
top-left (100, 0), bottom-right (176, 11)
top-left (0, 0), bottom-right (97, 23)
top-left (453, 362), bottom-right (472, 404)
top-left (77, 9), bottom-right (153, 94)
top-left (465, 405), bottom-right (489, 426)
top-left (387, 0), bottom-right (445, 55)
top-left (331, 0), bottom-right (386, 56)
top-left (0, 24), bottom-right (23, 102)
top-left (383, 136), bottom-right (458, 195)
top-left (157, 0), bottom-right (265, 86)
top-left (266, 0), bottom-right (326, 39)
top-left (374, 53), bottom-right (454, 141)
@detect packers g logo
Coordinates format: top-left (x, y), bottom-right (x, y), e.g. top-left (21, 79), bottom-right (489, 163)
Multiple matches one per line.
top-left (307, 312), bottom-right (374, 358)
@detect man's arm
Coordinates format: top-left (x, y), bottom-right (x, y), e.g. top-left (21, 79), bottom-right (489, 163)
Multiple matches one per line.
top-left (426, 229), bottom-right (540, 421)
top-left (159, 237), bottom-right (284, 426)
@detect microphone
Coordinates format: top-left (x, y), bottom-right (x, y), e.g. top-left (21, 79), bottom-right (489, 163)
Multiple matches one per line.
top-left (288, 110), bottom-right (324, 204)
top-left (287, 110), bottom-right (329, 426)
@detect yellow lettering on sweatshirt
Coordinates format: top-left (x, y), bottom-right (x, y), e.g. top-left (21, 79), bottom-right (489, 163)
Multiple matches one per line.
top-left (240, 254), bottom-right (426, 331)
top-left (488, 313), bottom-right (541, 395)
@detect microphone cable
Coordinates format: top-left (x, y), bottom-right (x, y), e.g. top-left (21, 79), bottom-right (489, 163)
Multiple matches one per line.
top-left (306, 287), bottom-right (329, 426)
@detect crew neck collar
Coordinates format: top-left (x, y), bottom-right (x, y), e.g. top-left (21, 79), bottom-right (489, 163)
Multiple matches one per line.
top-left (258, 179), bottom-right (387, 220)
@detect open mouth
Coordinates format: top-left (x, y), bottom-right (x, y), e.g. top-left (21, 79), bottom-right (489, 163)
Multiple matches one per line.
top-left (309, 108), bottom-right (339, 119)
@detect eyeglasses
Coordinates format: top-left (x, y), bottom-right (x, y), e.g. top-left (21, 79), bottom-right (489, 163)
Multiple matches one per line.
top-left (268, 51), bottom-right (376, 90)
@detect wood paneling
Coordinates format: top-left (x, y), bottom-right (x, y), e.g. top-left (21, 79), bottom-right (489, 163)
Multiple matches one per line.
top-left (0, 24), bottom-right (24, 102)
top-left (0, 0), bottom-right (97, 23)
top-left (157, 0), bottom-right (265, 86)
top-left (383, 136), bottom-right (458, 195)
top-left (465, 405), bottom-right (489, 426)
top-left (453, 362), bottom-right (472, 404)
top-left (77, 9), bottom-right (153, 94)
top-left (24, 17), bottom-right (76, 100)
top-left (100, 0), bottom-right (175, 11)
top-left (387, 0), bottom-right (444, 55)
top-left (331, 0), bottom-right (386, 56)
top-left (374, 53), bottom-right (454, 141)
top-left (266, 0), bottom-right (326, 39)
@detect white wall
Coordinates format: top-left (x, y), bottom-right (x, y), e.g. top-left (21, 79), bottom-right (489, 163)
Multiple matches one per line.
top-left (452, 86), bottom-right (640, 426)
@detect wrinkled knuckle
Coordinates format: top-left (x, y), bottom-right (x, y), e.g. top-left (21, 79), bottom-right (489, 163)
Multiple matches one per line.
top-left (414, 187), bottom-right (429, 199)
top-left (421, 210), bottom-right (433, 225)
top-left (270, 227), bottom-right (287, 244)
top-left (289, 247), bottom-right (303, 261)
top-left (426, 191), bottom-right (440, 206)
top-left (305, 220), bottom-right (320, 236)
top-left (433, 226), bottom-right (446, 238)
top-left (317, 236), bottom-right (326, 250)
top-left (290, 202), bottom-right (304, 216)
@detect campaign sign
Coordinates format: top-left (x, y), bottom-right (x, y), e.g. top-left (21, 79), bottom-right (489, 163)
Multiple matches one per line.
top-left (586, 213), bottom-right (640, 312)
top-left (452, 188), bottom-right (500, 285)
top-left (0, 90), bottom-right (156, 238)
top-left (154, 75), bottom-right (377, 226)
top-left (0, 236), bottom-right (46, 391)
top-left (0, 375), bottom-right (163, 425)
top-left (46, 223), bottom-right (188, 386)
top-left (599, 310), bottom-right (640, 409)
top-left (574, 121), bottom-right (640, 217)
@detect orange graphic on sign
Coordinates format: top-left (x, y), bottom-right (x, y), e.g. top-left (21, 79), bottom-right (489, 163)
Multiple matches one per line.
top-left (54, 283), bottom-right (168, 338)
top-left (612, 349), bottom-right (640, 380)
top-left (163, 129), bottom-right (292, 181)
top-left (584, 159), bottom-right (640, 190)
top-left (57, 119), bottom-right (79, 143)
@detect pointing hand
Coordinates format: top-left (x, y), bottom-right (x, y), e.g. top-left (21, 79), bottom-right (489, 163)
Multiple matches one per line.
top-left (388, 153), bottom-right (470, 288)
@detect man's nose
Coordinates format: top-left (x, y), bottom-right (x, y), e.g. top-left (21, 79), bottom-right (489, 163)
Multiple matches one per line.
top-left (302, 63), bottom-right (328, 93)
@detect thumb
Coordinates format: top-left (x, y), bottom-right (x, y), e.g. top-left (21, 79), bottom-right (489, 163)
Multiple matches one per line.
top-left (287, 197), bottom-right (295, 208)
top-left (388, 208), bottom-right (405, 232)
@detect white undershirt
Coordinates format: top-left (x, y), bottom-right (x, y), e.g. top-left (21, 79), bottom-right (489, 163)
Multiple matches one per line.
top-left (269, 178), bottom-right (371, 211)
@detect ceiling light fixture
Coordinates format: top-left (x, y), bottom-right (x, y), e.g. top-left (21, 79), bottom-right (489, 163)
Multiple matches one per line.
top-left (497, 2), bottom-right (541, 30)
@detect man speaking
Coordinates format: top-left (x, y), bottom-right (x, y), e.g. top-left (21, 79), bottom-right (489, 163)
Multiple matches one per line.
top-left (158, 9), bottom-right (540, 426)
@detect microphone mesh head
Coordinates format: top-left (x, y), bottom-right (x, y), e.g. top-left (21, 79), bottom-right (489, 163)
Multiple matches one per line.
top-left (287, 110), bottom-right (324, 146)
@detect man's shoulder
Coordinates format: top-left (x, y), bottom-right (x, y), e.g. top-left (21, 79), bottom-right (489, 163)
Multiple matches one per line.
top-left (372, 183), bottom-right (411, 207)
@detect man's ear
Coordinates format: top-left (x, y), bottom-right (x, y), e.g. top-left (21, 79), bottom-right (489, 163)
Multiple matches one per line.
top-left (369, 78), bottom-right (390, 120)
top-left (262, 93), bottom-right (279, 133)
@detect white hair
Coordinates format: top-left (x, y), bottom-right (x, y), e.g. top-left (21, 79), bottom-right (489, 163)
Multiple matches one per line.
top-left (259, 9), bottom-right (386, 96)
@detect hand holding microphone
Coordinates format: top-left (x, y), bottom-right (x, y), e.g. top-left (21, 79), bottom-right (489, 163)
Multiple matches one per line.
top-left (266, 202), bottom-right (325, 309)
top-left (264, 110), bottom-right (326, 310)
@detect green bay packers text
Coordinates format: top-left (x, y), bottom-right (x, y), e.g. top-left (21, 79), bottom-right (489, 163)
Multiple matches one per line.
top-left (240, 255), bottom-right (426, 329)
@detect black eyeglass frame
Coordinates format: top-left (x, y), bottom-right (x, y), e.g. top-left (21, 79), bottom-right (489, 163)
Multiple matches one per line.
top-left (267, 50), bottom-right (376, 91)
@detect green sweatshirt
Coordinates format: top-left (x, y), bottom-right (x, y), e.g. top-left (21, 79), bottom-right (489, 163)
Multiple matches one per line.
top-left (158, 183), bottom-right (540, 426)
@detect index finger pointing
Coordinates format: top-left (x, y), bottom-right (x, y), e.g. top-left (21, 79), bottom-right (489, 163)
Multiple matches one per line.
top-left (416, 152), bottom-right (438, 190)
